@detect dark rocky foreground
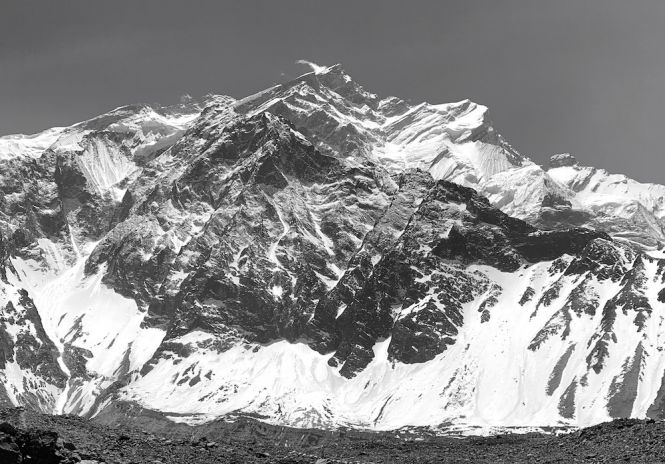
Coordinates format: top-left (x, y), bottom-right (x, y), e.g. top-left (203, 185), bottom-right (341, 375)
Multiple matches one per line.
top-left (1, 408), bottom-right (665, 463)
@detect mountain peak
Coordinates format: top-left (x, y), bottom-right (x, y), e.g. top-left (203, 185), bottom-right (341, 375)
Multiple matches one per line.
top-left (7, 62), bottom-right (665, 434)
top-left (295, 59), bottom-right (343, 76)
top-left (548, 153), bottom-right (578, 168)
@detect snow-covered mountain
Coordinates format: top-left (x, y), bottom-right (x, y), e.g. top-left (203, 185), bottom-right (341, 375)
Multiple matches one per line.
top-left (2, 63), bottom-right (665, 434)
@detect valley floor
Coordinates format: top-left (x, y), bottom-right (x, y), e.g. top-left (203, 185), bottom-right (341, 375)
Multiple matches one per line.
top-left (0, 408), bottom-right (664, 463)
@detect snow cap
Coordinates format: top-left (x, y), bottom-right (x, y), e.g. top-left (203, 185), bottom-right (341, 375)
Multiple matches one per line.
top-left (549, 153), bottom-right (578, 168)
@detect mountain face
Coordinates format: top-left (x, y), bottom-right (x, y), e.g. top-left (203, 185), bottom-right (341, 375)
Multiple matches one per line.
top-left (2, 64), bottom-right (665, 433)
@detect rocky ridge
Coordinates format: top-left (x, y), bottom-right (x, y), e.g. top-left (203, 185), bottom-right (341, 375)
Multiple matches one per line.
top-left (1, 64), bottom-right (665, 433)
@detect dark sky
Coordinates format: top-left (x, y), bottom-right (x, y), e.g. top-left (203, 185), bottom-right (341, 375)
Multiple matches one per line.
top-left (2, 1), bottom-right (665, 183)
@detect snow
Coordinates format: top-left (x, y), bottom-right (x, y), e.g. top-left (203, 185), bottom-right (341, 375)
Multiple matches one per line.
top-left (371, 101), bottom-right (524, 190)
top-left (0, 126), bottom-right (67, 159)
top-left (76, 138), bottom-right (137, 195)
top-left (7, 65), bottom-right (665, 434)
top-left (335, 304), bottom-right (347, 319)
top-left (296, 59), bottom-right (330, 75)
top-left (105, 255), bottom-right (665, 433)
top-left (7, 239), bottom-right (165, 416)
top-left (271, 285), bottom-right (284, 298)
top-left (1, 360), bottom-right (61, 411)
top-left (267, 201), bottom-right (290, 267)
top-left (299, 210), bottom-right (335, 257)
top-left (481, 164), bottom-right (578, 218)
top-left (549, 164), bottom-right (665, 221)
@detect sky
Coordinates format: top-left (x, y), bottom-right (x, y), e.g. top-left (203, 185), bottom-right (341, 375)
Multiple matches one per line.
top-left (2, 0), bottom-right (665, 183)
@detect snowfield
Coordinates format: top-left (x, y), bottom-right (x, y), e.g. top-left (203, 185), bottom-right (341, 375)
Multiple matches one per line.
top-left (2, 64), bottom-right (665, 435)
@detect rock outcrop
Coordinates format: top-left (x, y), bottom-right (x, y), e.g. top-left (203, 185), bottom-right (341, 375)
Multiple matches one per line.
top-left (1, 64), bottom-right (665, 433)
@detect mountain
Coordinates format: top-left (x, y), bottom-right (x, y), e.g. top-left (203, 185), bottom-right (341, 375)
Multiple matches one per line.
top-left (2, 64), bottom-right (665, 434)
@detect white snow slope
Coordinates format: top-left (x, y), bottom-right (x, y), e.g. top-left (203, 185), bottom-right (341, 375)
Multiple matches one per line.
top-left (2, 65), bottom-right (665, 435)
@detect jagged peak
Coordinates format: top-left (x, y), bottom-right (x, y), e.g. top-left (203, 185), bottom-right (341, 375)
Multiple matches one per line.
top-left (154, 93), bottom-right (224, 117)
top-left (548, 153), bottom-right (579, 169)
top-left (207, 111), bottom-right (313, 156)
top-left (234, 62), bottom-right (380, 119)
top-left (289, 62), bottom-right (375, 102)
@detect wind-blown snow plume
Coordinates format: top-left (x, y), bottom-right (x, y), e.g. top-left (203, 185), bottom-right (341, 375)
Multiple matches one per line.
top-left (296, 59), bottom-right (328, 74)
top-left (4, 63), bottom-right (665, 436)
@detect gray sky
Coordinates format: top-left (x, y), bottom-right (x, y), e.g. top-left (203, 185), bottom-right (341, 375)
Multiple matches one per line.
top-left (2, 1), bottom-right (665, 183)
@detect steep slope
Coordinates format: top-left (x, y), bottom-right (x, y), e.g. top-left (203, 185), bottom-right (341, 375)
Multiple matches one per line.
top-left (546, 153), bottom-right (665, 245)
top-left (234, 64), bottom-right (527, 184)
top-left (0, 96), bottom-right (222, 413)
top-left (88, 113), bottom-right (665, 431)
top-left (0, 127), bottom-right (67, 160)
top-left (234, 65), bottom-right (665, 247)
top-left (1, 64), bottom-right (665, 434)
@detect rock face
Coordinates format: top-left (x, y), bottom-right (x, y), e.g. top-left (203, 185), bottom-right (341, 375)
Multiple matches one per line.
top-left (549, 153), bottom-right (578, 168)
top-left (2, 64), bottom-right (665, 433)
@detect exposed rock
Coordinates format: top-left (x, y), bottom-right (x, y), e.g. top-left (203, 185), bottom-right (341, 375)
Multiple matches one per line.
top-left (548, 153), bottom-right (578, 168)
top-left (2, 64), bottom-right (665, 434)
